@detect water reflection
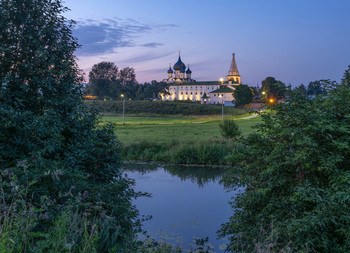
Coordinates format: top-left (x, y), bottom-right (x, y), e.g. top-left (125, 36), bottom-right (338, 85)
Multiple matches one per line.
top-left (123, 162), bottom-right (227, 188)
top-left (123, 162), bottom-right (234, 252)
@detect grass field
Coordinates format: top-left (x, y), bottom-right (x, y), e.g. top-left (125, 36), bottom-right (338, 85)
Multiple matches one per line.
top-left (100, 114), bottom-right (261, 145)
top-left (99, 114), bottom-right (261, 164)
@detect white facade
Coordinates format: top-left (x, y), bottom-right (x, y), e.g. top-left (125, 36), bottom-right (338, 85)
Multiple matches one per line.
top-left (161, 52), bottom-right (242, 105)
top-left (210, 88), bottom-right (236, 104)
top-left (161, 82), bottom-right (220, 102)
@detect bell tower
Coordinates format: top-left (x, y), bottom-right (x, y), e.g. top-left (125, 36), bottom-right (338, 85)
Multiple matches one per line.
top-left (226, 53), bottom-right (241, 84)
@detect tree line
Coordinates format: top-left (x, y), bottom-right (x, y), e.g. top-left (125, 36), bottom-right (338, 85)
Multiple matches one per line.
top-left (87, 61), bottom-right (169, 100)
top-left (86, 61), bottom-right (332, 107)
top-left (234, 76), bottom-right (334, 107)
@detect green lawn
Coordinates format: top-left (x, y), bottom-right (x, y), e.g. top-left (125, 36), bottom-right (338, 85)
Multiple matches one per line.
top-left (100, 114), bottom-right (261, 145)
top-left (100, 113), bottom-right (252, 125)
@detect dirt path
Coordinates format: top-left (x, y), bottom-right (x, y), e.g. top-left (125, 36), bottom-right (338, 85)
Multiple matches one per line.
top-left (156, 113), bottom-right (260, 124)
top-left (239, 113), bottom-right (260, 119)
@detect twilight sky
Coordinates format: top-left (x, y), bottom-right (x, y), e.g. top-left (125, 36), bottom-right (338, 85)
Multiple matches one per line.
top-left (64, 0), bottom-right (350, 87)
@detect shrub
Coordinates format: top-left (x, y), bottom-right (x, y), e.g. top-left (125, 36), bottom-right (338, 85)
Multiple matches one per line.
top-left (219, 81), bottom-right (350, 252)
top-left (0, 0), bottom-right (141, 251)
top-left (219, 119), bottom-right (241, 138)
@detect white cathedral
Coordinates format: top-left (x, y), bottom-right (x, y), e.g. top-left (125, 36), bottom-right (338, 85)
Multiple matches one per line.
top-left (161, 53), bottom-right (241, 105)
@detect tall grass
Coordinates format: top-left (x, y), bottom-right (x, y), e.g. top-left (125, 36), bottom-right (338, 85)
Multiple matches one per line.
top-left (123, 138), bottom-right (242, 165)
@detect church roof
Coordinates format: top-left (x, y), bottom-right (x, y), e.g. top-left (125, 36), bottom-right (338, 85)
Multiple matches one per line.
top-left (210, 86), bottom-right (235, 93)
top-left (174, 55), bottom-right (186, 71)
top-left (228, 53), bottom-right (239, 76)
top-left (186, 66), bottom-right (192, 74)
top-left (168, 81), bottom-right (220, 86)
top-left (167, 67), bottom-right (173, 73)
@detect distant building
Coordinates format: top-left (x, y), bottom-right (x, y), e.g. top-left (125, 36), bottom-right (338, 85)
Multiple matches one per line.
top-left (161, 53), bottom-right (241, 105)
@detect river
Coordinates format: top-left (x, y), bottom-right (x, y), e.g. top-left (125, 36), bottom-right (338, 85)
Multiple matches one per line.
top-left (123, 162), bottom-right (240, 252)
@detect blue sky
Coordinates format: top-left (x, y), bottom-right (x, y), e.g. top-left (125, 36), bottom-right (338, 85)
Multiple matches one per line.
top-left (64, 0), bottom-right (350, 86)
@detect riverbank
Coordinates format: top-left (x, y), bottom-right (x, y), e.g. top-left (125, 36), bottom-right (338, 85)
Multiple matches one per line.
top-left (100, 114), bottom-right (260, 165)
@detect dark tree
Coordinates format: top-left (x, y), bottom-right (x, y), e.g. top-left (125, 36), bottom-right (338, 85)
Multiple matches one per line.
top-left (136, 81), bottom-right (169, 100)
top-left (220, 77), bottom-right (350, 252)
top-left (307, 80), bottom-right (327, 96)
top-left (233, 84), bottom-right (254, 107)
top-left (89, 62), bottom-right (138, 99)
top-left (89, 61), bottom-right (118, 99)
top-left (261, 77), bottom-right (287, 99)
top-left (0, 1), bottom-right (140, 251)
top-left (293, 83), bottom-right (307, 96)
top-left (341, 65), bottom-right (350, 86)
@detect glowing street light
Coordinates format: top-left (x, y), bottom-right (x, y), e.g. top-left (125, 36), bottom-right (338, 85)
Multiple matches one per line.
top-left (219, 95), bottom-right (224, 120)
top-left (121, 94), bottom-right (125, 125)
top-left (219, 77), bottom-right (224, 84)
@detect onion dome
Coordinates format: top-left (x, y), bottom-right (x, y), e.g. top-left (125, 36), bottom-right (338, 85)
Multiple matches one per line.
top-left (173, 55), bottom-right (186, 71)
top-left (180, 65), bottom-right (186, 73)
top-left (186, 65), bottom-right (192, 74)
top-left (167, 63), bottom-right (173, 73)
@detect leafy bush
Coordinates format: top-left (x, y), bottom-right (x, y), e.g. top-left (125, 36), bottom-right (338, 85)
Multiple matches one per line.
top-left (0, 0), bottom-right (141, 251)
top-left (219, 119), bottom-right (242, 138)
top-left (219, 81), bottom-right (350, 252)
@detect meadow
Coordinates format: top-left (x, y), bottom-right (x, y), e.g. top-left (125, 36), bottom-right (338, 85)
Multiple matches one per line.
top-left (100, 113), bottom-right (261, 165)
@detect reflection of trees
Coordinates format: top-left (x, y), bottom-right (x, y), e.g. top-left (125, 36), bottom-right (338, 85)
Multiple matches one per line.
top-left (122, 162), bottom-right (227, 188)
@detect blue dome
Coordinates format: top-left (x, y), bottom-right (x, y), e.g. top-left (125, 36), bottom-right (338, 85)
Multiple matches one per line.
top-left (173, 56), bottom-right (186, 71)
top-left (186, 67), bottom-right (192, 74)
top-left (167, 67), bottom-right (173, 73)
top-left (180, 66), bottom-right (186, 73)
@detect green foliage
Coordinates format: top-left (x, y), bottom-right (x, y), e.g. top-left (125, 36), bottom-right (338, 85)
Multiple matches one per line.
top-left (219, 80), bottom-right (350, 252)
top-left (88, 61), bottom-right (119, 99)
top-left (261, 77), bottom-right (287, 99)
top-left (233, 84), bottom-right (254, 107)
top-left (135, 80), bottom-right (170, 100)
top-left (341, 65), bottom-right (350, 87)
top-left (307, 80), bottom-right (328, 96)
top-left (88, 61), bottom-right (138, 99)
top-left (293, 84), bottom-right (307, 96)
top-left (219, 119), bottom-right (242, 139)
top-left (0, 0), bottom-right (141, 251)
top-left (0, 165), bottom-right (100, 252)
top-left (85, 100), bottom-right (249, 116)
top-left (123, 139), bottom-right (241, 165)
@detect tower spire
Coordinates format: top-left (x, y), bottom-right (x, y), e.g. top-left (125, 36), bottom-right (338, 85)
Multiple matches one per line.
top-left (228, 53), bottom-right (239, 76)
top-left (226, 52), bottom-right (241, 84)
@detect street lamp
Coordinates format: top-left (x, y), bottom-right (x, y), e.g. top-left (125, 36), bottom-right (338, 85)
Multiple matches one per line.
top-left (219, 95), bottom-right (224, 120)
top-left (121, 94), bottom-right (125, 125)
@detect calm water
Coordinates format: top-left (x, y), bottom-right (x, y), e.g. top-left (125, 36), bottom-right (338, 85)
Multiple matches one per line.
top-left (123, 163), bottom-right (240, 252)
